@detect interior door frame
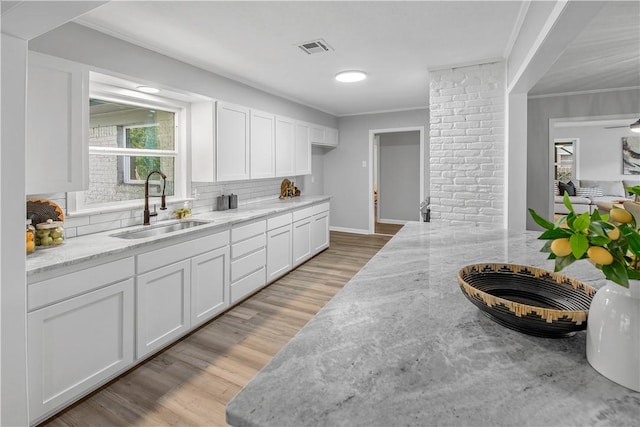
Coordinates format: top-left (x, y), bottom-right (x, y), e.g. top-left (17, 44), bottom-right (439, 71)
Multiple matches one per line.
top-left (368, 126), bottom-right (425, 234)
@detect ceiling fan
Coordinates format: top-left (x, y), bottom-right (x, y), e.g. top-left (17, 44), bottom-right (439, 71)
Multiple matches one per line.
top-left (605, 118), bottom-right (640, 133)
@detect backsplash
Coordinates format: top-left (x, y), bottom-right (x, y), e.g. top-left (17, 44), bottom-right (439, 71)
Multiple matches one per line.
top-left (28, 177), bottom-right (304, 239)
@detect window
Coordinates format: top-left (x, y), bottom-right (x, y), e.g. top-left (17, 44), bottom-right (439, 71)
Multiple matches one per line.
top-left (69, 87), bottom-right (187, 213)
top-left (554, 139), bottom-right (575, 181)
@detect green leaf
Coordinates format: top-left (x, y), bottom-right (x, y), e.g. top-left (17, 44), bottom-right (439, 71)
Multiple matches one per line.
top-left (588, 221), bottom-right (608, 238)
top-left (602, 261), bottom-right (629, 287)
top-left (563, 192), bottom-right (574, 213)
top-left (589, 236), bottom-right (611, 246)
top-left (554, 254), bottom-right (577, 271)
top-left (620, 224), bottom-right (640, 258)
top-left (540, 240), bottom-right (553, 253)
top-left (573, 212), bottom-right (590, 232)
top-left (539, 228), bottom-right (571, 240)
top-left (570, 233), bottom-right (589, 259)
top-left (528, 208), bottom-right (555, 230)
top-left (591, 210), bottom-right (603, 221)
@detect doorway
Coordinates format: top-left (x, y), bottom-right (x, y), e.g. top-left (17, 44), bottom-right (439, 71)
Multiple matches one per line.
top-left (369, 127), bottom-right (425, 234)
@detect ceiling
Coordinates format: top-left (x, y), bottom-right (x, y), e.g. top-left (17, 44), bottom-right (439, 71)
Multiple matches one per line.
top-left (75, 1), bottom-right (639, 117)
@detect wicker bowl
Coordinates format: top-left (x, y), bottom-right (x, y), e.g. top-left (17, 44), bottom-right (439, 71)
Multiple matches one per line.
top-left (458, 264), bottom-right (596, 338)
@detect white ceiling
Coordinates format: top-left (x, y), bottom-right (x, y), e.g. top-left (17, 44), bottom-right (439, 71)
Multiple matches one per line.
top-left (75, 1), bottom-right (639, 117)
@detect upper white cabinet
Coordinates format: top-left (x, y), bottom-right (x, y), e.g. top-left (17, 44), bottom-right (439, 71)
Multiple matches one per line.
top-left (295, 121), bottom-right (312, 176)
top-left (27, 52), bottom-right (89, 195)
top-left (275, 116), bottom-right (296, 177)
top-left (250, 109), bottom-right (276, 179)
top-left (310, 124), bottom-right (339, 147)
top-left (217, 102), bottom-right (250, 181)
top-left (191, 101), bottom-right (216, 182)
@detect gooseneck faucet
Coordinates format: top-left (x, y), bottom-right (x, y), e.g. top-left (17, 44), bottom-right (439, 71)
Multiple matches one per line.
top-left (144, 170), bottom-right (167, 225)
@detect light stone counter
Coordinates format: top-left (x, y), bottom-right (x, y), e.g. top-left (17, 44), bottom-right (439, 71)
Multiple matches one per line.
top-left (26, 196), bottom-right (329, 278)
top-left (226, 222), bottom-right (640, 427)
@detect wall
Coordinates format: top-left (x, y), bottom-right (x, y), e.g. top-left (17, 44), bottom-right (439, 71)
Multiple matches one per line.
top-left (526, 89), bottom-right (640, 228)
top-left (378, 131), bottom-right (420, 222)
top-left (429, 61), bottom-right (505, 227)
top-left (300, 146), bottom-right (326, 196)
top-left (553, 123), bottom-right (639, 181)
top-left (326, 109), bottom-right (428, 233)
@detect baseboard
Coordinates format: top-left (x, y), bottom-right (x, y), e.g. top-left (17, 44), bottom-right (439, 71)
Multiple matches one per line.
top-left (329, 226), bottom-right (370, 235)
top-left (377, 219), bottom-right (408, 225)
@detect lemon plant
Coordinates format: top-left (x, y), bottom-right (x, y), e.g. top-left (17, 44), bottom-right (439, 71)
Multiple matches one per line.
top-left (529, 192), bottom-right (640, 288)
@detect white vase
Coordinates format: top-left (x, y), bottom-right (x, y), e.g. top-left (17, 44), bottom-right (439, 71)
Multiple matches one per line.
top-left (586, 279), bottom-right (640, 392)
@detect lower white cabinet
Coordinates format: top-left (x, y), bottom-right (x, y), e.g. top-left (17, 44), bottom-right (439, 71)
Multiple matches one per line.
top-left (292, 216), bottom-right (312, 267)
top-left (28, 278), bottom-right (134, 423)
top-left (191, 246), bottom-right (230, 328)
top-left (136, 259), bottom-right (191, 359)
top-left (311, 204), bottom-right (330, 254)
top-left (230, 220), bottom-right (267, 303)
top-left (267, 213), bottom-right (293, 283)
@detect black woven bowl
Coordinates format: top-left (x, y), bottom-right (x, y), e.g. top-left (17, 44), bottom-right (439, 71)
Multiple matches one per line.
top-left (458, 264), bottom-right (596, 338)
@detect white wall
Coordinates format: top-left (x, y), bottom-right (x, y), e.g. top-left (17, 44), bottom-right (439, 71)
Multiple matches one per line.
top-left (526, 89), bottom-right (640, 228)
top-left (326, 109), bottom-right (428, 233)
top-left (300, 146), bottom-right (326, 196)
top-left (29, 23), bottom-right (337, 128)
top-left (554, 123), bottom-right (639, 181)
top-left (378, 131), bottom-right (420, 222)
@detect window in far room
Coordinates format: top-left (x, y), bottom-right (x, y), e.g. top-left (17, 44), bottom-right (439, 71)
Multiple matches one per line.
top-left (554, 139), bottom-right (575, 181)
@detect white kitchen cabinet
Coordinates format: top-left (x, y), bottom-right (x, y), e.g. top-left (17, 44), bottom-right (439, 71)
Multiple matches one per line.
top-left (325, 127), bottom-right (339, 147)
top-left (136, 259), bottom-right (191, 359)
top-left (311, 203), bottom-right (330, 254)
top-left (191, 100), bottom-right (215, 182)
top-left (250, 109), bottom-right (276, 179)
top-left (310, 124), bottom-right (326, 145)
top-left (217, 101), bottom-right (250, 181)
top-left (28, 278), bottom-right (134, 423)
top-left (275, 115), bottom-right (296, 177)
top-left (292, 207), bottom-right (314, 267)
top-left (230, 220), bottom-right (267, 303)
top-left (191, 245), bottom-right (230, 328)
top-left (26, 52), bottom-right (88, 194)
top-left (295, 121), bottom-right (312, 176)
top-left (267, 213), bottom-right (293, 283)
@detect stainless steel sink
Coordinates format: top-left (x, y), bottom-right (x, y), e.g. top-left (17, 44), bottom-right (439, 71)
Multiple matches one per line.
top-left (111, 220), bottom-right (210, 239)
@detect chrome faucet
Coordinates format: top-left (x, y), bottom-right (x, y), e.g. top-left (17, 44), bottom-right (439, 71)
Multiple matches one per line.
top-left (144, 170), bottom-right (167, 225)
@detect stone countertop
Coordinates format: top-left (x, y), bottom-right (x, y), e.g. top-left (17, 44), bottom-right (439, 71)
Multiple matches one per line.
top-left (226, 222), bottom-right (639, 427)
top-left (26, 196), bottom-right (330, 278)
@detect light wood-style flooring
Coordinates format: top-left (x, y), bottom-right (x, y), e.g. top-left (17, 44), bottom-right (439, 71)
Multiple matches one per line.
top-left (42, 231), bottom-right (394, 427)
top-left (375, 222), bottom-right (404, 235)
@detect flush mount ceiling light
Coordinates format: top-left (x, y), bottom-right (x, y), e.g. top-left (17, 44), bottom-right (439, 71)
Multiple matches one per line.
top-left (335, 71), bottom-right (367, 83)
top-left (136, 85), bottom-right (160, 94)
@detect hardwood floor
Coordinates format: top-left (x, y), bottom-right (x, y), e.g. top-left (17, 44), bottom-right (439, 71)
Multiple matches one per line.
top-left (375, 222), bottom-right (404, 235)
top-left (42, 231), bottom-right (394, 427)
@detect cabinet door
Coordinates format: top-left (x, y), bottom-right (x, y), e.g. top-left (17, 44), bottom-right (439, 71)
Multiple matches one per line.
top-left (27, 52), bottom-right (88, 194)
top-left (325, 127), bottom-right (339, 147)
top-left (137, 259), bottom-right (191, 359)
top-left (191, 101), bottom-right (215, 182)
top-left (275, 116), bottom-right (295, 177)
top-left (267, 224), bottom-right (293, 283)
top-left (312, 211), bottom-right (330, 254)
top-left (295, 121), bottom-right (312, 176)
top-left (28, 279), bottom-right (134, 422)
top-left (250, 110), bottom-right (276, 179)
top-left (217, 102), bottom-right (250, 181)
top-left (292, 217), bottom-right (312, 267)
top-left (191, 246), bottom-right (230, 328)
top-left (310, 124), bottom-right (326, 145)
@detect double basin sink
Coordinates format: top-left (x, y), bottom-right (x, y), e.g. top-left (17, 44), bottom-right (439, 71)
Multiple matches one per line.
top-left (111, 220), bottom-right (210, 240)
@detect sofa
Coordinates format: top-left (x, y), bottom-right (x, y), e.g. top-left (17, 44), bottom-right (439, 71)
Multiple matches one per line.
top-left (554, 179), bottom-right (639, 215)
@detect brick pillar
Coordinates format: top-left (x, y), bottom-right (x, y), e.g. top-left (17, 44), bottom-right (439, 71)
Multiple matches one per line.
top-left (429, 62), bottom-right (505, 226)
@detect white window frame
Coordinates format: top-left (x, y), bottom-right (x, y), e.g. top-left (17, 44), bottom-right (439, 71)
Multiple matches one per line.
top-left (68, 82), bottom-right (188, 214)
top-left (122, 123), bottom-right (164, 185)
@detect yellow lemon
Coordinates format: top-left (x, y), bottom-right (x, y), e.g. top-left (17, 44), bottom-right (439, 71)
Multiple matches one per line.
top-left (587, 246), bottom-right (614, 265)
top-left (606, 225), bottom-right (620, 240)
top-left (610, 208), bottom-right (633, 224)
top-left (550, 238), bottom-right (572, 257)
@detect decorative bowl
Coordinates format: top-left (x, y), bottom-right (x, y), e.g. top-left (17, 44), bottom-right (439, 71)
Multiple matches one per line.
top-left (458, 264), bottom-right (596, 338)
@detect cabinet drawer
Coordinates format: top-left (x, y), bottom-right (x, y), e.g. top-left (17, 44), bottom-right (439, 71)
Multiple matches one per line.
top-left (28, 257), bottom-right (134, 312)
top-left (293, 206), bottom-right (314, 222)
top-left (232, 220), bottom-right (266, 243)
top-left (232, 233), bottom-right (266, 260)
top-left (231, 248), bottom-right (266, 282)
top-left (268, 212), bottom-right (292, 230)
top-left (137, 230), bottom-right (229, 274)
top-left (230, 267), bottom-right (266, 304)
top-left (312, 202), bottom-right (330, 215)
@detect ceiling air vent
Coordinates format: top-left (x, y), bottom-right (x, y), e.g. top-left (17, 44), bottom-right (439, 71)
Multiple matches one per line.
top-left (297, 39), bottom-right (333, 55)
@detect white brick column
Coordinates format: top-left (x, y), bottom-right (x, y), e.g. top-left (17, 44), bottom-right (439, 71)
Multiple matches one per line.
top-left (429, 62), bottom-right (505, 226)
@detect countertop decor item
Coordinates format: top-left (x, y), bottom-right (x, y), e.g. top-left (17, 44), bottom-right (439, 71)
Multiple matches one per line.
top-left (458, 263), bottom-right (595, 338)
top-left (530, 192), bottom-right (640, 390)
top-left (27, 198), bottom-right (64, 225)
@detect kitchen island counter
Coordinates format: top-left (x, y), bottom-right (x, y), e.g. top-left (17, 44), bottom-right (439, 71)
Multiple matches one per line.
top-left (227, 222), bottom-right (639, 426)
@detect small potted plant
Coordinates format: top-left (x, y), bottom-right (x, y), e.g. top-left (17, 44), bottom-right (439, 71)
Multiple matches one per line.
top-left (529, 192), bottom-right (639, 392)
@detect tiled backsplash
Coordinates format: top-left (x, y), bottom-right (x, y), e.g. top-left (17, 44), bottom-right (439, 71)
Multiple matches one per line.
top-left (29, 177), bottom-right (304, 239)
